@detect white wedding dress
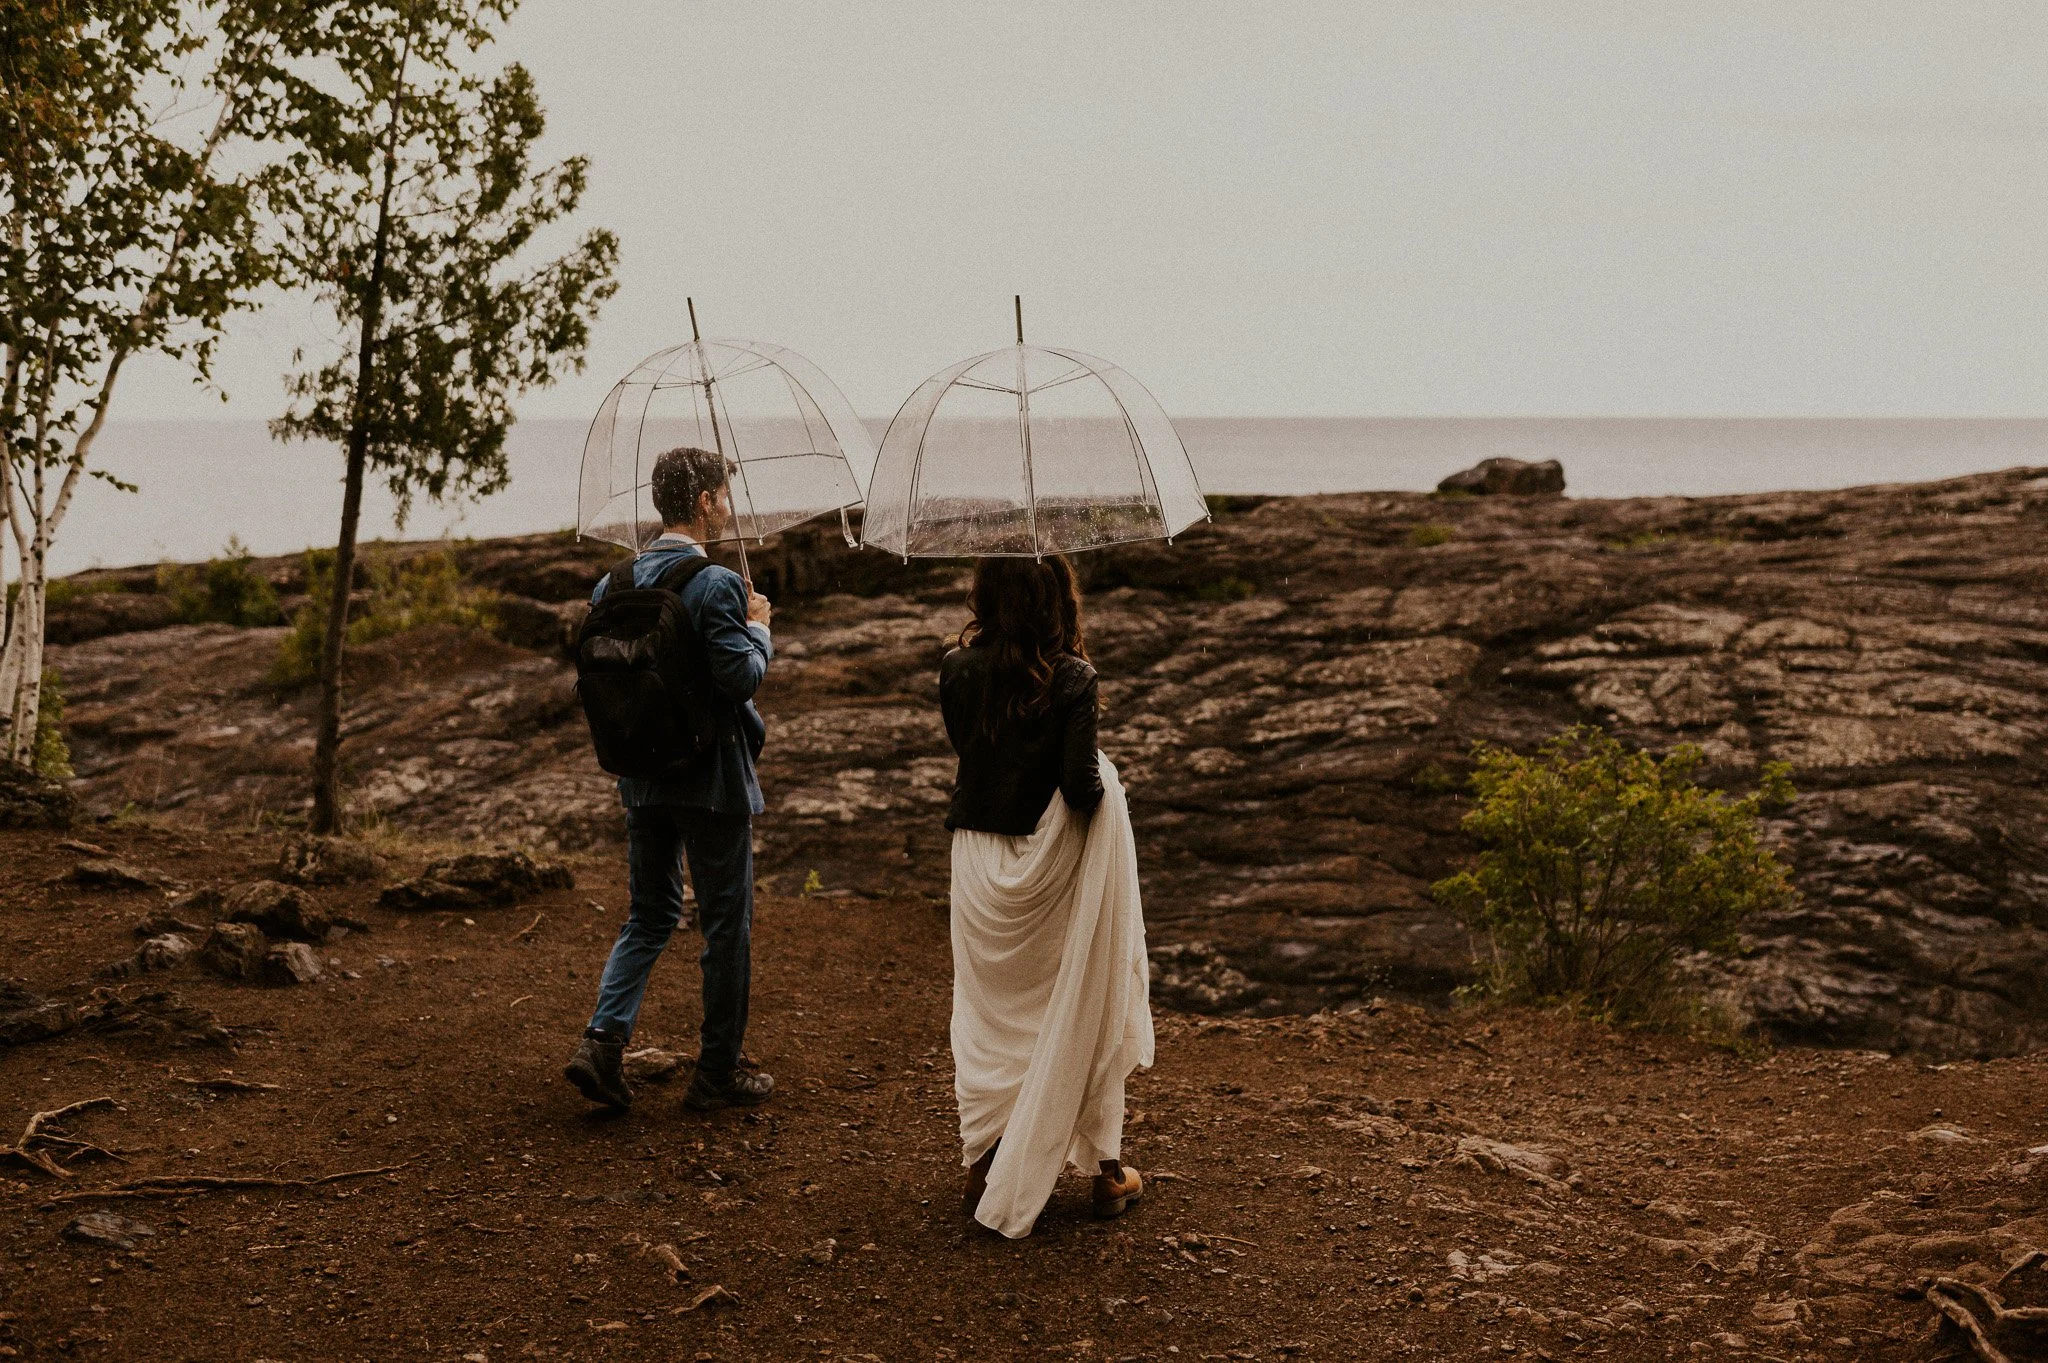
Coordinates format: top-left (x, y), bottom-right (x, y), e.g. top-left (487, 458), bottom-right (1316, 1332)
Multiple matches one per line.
top-left (949, 751), bottom-right (1155, 1238)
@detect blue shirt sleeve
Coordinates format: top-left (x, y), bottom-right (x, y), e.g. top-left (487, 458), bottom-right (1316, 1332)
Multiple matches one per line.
top-left (694, 568), bottom-right (771, 701)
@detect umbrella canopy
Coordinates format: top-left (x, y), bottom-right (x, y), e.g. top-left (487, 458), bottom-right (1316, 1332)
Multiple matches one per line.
top-left (578, 322), bottom-right (876, 555)
top-left (860, 322), bottom-right (1207, 559)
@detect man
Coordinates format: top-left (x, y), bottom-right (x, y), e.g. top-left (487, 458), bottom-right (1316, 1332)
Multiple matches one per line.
top-left (564, 445), bottom-right (776, 1112)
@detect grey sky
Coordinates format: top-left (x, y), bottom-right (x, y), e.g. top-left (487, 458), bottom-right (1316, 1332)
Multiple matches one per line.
top-left (126, 1), bottom-right (2048, 421)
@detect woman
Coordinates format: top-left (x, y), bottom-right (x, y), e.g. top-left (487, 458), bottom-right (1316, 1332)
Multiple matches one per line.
top-left (940, 555), bottom-right (1155, 1239)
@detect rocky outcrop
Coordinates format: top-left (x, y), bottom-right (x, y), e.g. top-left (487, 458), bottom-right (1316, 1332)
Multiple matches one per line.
top-left (1437, 457), bottom-right (1565, 495)
top-left (42, 467), bottom-right (2048, 1057)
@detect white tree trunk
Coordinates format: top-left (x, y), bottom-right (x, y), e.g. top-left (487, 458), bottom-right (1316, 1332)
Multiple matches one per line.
top-left (0, 456), bottom-right (29, 764)
top-left (5, 576), bottom-right (44, 769)
top-left (5, 449), bottom-right (50, 768)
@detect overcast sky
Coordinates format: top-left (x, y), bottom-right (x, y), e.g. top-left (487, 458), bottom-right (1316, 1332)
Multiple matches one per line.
top-left (123, 1), bottom-right (2048, 422)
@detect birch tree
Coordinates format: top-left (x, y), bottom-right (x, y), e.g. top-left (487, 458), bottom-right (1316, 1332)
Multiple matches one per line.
top-left (246, 0), bottom-right (617, 832)
top-left (0, 0), bottom-right (269, 770)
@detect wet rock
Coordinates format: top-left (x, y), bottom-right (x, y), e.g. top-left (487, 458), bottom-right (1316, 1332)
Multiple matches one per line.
top-left (41, 469), bottom-right (2048, 1056)
top-left (57, 858), bottom-right (174, 892)
top-left (44, 589), bottom-right (175, 644)
top-left (379, 849), bottom-right (574, 912)
top-left (488, 594), bottom-right (580, 655)
top-left (61, 1212), bottom-right (156, 1251)
top-left (134, 911), bottom-right (206, 939)
top-left (0, 980), bottom-right (80, 1046)
top-left (163, 886), bottom-right (224, 920)
top-left (0, 982), bottom-right (227, 1049)
top-left (102, 933), bottom-right (196, 979)
top-left (258, 941), bottom-right (323, 986)
top-left (198, 922), bottom-right (269, 981)
top-left (1148, 942), bottom-right (1261, 1014)
top-left (222, 880), bottom-right (331, 942)
top-left (275, 836), bottom-right (386, 886)
top-left (1436, 457), bottom-right (1566, 496)
top-left (0, 759), bottom-right (75, 829)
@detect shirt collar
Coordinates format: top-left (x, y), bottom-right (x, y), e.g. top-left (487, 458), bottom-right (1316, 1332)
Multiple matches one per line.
top-left (650, 530), bottom-right (702, 551)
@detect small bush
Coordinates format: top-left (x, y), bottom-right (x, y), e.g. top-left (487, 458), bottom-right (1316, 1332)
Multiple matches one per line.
top-left (43, 576), bottom-right (126, 610)
top-left (34, 668), bottom-right (72, 781)
top-left (1433, 725), bottom-right (1795, 1026)
top-left (158, 537), bottom-right (282, 626)
top-left (270, 547), bottom-right (498, 687)
top-left (1408, 523), bottom-right (1454, 548)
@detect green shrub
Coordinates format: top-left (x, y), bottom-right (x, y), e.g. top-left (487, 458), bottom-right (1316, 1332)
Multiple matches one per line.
top-left (43, 576), bottom-right (126, 609)
top-left (34, 668), bottom-right (72, 781)
top-left (270, 547), bottom-right (498, 687)
top-left (1433, 725), bottom-right (1795, 1025)
top-left (1408, 523), bottom-right (1454, 548)
top-left (157, 537), bottom-right (282, 626)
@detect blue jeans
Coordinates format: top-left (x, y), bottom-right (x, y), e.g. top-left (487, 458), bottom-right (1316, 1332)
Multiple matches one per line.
top-left (587, 805), bottom-right (753, 1074)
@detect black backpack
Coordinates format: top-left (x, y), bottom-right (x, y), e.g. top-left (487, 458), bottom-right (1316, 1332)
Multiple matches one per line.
top-left (574, 554), bottom-right (721, 779)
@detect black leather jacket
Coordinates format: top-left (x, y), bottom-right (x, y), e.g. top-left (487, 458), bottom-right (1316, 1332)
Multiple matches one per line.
top-left (939, 646), bottom-right (1103, 835)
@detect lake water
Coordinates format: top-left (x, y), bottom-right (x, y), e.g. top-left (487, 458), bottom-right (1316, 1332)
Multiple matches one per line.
top-left (39, 416), bottom-right (2048, 576)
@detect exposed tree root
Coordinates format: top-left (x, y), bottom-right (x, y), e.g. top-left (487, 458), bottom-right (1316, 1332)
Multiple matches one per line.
top-left (0, 1097), bottom-right (120, 1178)
top-left (1926, 1251), bottom-right (2048, 1363)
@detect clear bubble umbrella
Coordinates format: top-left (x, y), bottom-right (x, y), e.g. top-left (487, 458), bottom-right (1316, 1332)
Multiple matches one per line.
top-left (860, 298), bottom-right (1208, 559)
top-left (578, 300), bottom-right (877, 580)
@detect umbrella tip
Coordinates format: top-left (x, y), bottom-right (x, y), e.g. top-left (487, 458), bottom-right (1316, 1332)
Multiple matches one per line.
top-left (1014, 295), bottom-right (1023, 345)
top-left (688, 296), bottom-right (700, 343)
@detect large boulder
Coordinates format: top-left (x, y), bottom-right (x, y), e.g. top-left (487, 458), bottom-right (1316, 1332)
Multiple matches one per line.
top-left (379, 849), bottom-right (574, 912)
top-left (1436, 457), bottom-right (1565, 496)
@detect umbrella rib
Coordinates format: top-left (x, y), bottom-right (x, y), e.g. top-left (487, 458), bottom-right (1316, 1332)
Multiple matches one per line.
top-left (1023, 366), bottom-right (1092, 397)
top-left (950, 377), bottom-right (1018, 396)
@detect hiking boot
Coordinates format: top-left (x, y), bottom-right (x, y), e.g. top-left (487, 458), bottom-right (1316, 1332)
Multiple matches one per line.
top-left (1092, 1164), bottom-right (1142, 1218)
top-left (563, 1032), bottom-right (632, 1110)
top-left (683, 1063), bottom-right (775, 1111)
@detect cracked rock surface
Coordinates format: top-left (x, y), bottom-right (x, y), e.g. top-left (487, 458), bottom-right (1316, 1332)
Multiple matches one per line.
top-left (42, 467), bottom-right (2048, 1055)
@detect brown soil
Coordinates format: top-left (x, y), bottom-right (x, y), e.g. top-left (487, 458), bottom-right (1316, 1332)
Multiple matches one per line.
top-left (4, 823), bottom-right (2044, 1362)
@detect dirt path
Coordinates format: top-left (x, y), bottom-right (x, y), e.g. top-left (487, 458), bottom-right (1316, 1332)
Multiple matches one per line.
top-left (2, 823), bottom-right (2043, 1361)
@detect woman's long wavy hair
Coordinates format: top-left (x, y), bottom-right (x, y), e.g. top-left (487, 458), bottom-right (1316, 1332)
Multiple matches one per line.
top-left (959, 555), bottom-right (1088, 735)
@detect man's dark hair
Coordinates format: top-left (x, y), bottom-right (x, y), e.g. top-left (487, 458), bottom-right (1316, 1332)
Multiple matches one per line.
top-left (649, 446), bottom-right (729, 528)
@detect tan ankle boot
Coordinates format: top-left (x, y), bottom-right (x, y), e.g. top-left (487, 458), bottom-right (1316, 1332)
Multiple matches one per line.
top-left (1092, 1164), bottom-right (1142, 1218)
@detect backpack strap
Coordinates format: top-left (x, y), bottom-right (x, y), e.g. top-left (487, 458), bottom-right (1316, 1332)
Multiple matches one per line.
top-left (602, 554), bottom-right (640, 598)
top-left (648, 554), bottom-right (718, 597)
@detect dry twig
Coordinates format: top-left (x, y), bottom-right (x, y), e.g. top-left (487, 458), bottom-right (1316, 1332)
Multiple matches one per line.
top-left (169, 1073), bottom-right (282, 1093)
top-left (513, 911), bottom-right (545, 941)
top-left (47, 1161), bottom-right (407, 1202)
